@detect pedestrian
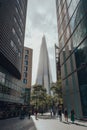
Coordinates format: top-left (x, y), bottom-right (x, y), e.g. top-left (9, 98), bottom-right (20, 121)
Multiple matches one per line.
top-left (20, 107), bottom-right (25, 119)
top-left (71, 109), bottom-right (75, 123)
top-left (58, 104), bottom-right (62, 121)
top-left (50, 108), bottom-right (53, 118)
top-left (28, 111), bottom-right (31, 119)
top-left (53, 106), bottom-right (56, 117)
top-left (58, 109), bottom-right (62, 121)
top-left (64, 108), bottom-right (68, 122)
top-left (35, 109), bottom-right (38, 120)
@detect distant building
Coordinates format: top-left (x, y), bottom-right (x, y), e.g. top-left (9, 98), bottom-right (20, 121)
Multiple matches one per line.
top-left (55, 44), bottom-right (60, 80)
top-left (0, 0), bottom-right (27, 118)
top-left (21, 47), bottom-right (33, 105)
top-left (56, 0), bottom-right (87, 118)
top-left (22, 47), bottom-right (33, 88)
top-left (36, 35), bottom-right (52, 94)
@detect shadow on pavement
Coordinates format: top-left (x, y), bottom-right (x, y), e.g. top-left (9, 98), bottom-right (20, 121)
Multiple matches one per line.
top-left (62, 121), bottom-right (70, 125)
top-left (74, 122), bottom-right (87, 127)
top-left (62, 121), bottom-right (87, 127)
top-left (38, 114), bottom-right (62, 120)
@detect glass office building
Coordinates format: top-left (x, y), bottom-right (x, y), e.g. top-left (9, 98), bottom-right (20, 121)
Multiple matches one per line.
top-left (56, 0), bottom-right (87, 118)
top-left (0, 0), bottom-right (27, 118)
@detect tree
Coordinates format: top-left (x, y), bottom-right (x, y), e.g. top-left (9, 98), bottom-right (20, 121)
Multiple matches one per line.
top-left (30, 84), bottom-right (47, 112)
top-left (51, 77), bottom-right (63, 105)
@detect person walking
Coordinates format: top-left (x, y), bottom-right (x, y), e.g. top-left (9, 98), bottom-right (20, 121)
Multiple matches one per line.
top-left (58, 109), bottom-right (62, 121)
top-left (28, 111), bottom-right (31, 119)
top-left (50, 108), bottom-right (53, 118)
top-left (71, 109), bottom-right (75, 123)
top-left (64, 108), bottom-right (68, 122)
top-left (35, 109), bottom-right (38, 120)
top-left (58, 104), bottom-right (62, 121)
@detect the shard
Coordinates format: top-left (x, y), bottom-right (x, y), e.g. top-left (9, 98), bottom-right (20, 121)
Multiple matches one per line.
top-left (36, 35), bottom-right (52, 95)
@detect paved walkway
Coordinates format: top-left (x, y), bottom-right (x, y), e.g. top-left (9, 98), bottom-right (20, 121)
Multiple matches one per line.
top-left (0, 117), bottom-right (36, 130)
top-left (31, 113), bottom-right (87, 130)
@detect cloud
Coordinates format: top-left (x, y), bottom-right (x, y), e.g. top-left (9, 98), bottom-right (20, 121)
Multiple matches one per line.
top-left (26, 0), bottom-right (57, 34)
top-left (24, 0), bottom-right (58, 84)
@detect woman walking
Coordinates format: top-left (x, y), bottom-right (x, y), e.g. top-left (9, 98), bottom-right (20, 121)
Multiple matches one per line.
top-left (71, 109), bottom-right (75, 123)
top-left (64, 108), bottom-right (68, 122)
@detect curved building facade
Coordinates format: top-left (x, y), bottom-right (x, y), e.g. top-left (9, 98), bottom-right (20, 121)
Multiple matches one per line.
top-left (56, 0), bottom-right (87, 118)
top-left (0, 0), bottom-right (28, 118)
top-left (0, 0), bottom-right (27, 79)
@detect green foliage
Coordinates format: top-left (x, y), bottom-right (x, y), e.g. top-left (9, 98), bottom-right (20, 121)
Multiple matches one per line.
top-left (30, 84), bottom-right (53, 112)
top-left (51, 77), bottom-right (63, 105)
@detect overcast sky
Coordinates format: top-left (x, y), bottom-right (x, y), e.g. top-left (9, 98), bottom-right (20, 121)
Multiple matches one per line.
top-left (24, 0), bottom-right (58, 85)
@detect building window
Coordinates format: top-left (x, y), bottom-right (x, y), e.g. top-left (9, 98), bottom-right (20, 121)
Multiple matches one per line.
top-left (18, 51), bottom-right (21, 57)
top-left (23, 72), bottom-right (27, 78)
top-left (10, 40), bottom-right (17, 52)
top-left (25, 50), bottom-right (29, 55)
top-left (12, 28), bottom-right (16, 35)
top-left (10, 40), bottom-right (14, 47)
top-left (16, 0), bottom-right (23, 16)
top-left (14, 16), bottom-right (23, 37)
top-left (18, 37), bottom-right (21, 46)
top-left (12, 25), bottom-right (22, 46)
top-left (15, 7), bottom-right (19, 14)
top-left (10, 40), bottom-right (21, 57)
top-left (19, 27), bottom-right (22, 36)
top-left (24, 66), bottom-right (28, 71)
top-left (0, 72), bottom-right (5, 84)
top-left (15, 6), bottom-right (23, 28)
top-left (25, 55), bottom-right (28, 60)
top-left (24, 61), bottom-right (28, 65)
top-left (23, 79), bottom-right (27, 84)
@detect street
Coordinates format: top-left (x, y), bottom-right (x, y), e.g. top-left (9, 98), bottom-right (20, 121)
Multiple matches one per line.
top-left (0, 114), bottom-right (87, 130)
top-left (0, 117), bottom-right (36, 130)
top-left (32, 114), bottom-right (87, 130)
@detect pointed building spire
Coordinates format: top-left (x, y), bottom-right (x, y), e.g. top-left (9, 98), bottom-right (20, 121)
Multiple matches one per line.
top-left (36, 36), bottom-right (52, 94)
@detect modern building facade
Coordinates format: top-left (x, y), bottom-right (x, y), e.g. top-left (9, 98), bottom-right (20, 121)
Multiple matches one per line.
top-left (36, 35), bottom-right (52, 95)
top-left (22, 47), bottom-right (33, 88)
top-left (21, 47), bottom-right (33, 105)
top-left (0, 0), bottom-right (27, 118)
top-left (56, 0), bottom-right (87, 118)
top-left (0, 0), bottom-right (27, 79)
top-left (55, 44), bottom-right (61, 80)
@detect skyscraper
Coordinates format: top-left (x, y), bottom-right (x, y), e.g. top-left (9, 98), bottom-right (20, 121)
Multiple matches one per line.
top-left (0, 0), bottom-right (27, 79)
top-left (56, 0), bottom-right (87, 118)
top-left (36, 35), bottom-right (52, 94)
top-left (0, 0), bottom-right (27, 118)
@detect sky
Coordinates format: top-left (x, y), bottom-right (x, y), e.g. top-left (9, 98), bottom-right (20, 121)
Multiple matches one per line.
top-left (24, 0), bottom-right (58, 85)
